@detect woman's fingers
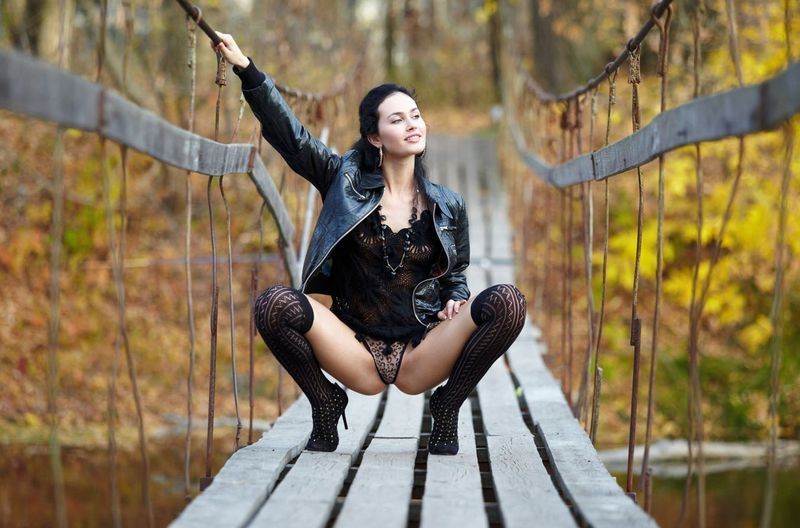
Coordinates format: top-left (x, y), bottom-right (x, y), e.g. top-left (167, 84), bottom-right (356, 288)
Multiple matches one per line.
top-left (437, 299), bottom-right (467, 321)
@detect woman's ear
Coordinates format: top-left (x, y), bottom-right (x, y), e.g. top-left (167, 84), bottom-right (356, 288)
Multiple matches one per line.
top-left (367, 134), bottom-right (382, 150)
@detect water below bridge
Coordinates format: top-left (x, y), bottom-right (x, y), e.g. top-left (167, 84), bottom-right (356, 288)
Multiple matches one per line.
top-left (1, 433), bottom-right (798, 527)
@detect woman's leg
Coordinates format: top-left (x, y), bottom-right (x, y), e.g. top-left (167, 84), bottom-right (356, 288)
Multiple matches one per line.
top-left (254, 285), bottom-right (385, 451)
top-left (394, 283), bottom-right (527, 454)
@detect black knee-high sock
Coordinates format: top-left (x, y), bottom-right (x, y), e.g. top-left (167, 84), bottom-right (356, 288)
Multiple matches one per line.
top-left (254, 284), bottom-right (334, 406)
top-left (439, 283), bottom-right (527, 407)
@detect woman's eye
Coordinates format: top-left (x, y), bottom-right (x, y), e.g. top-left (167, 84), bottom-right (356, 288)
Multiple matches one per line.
top-left (391, 119), bottom-right (402, 124)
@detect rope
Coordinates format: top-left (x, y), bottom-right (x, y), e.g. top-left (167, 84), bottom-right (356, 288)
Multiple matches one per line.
top-left (520, 0), bottom-right (673, 103)
top-left (45, 0), bottom-right (72, 524)
top-left (204, 175), bottom-right (220, 487)
top-left (219, 177), bottom-right (242, 451)
top-left (248, 201), bottom-right (267, 444)
top-left (96, 0), bottom-right (107, 83)
top-left (577, 93), bottom-right (596, 425)
top-left (589, 71), bottom-right (616, 445)
top-left (640, 4), bottom-right (672, 509)
top-left (95, 1), bottom-right (122, 525)
top-left (625, 43), bottom-right (644, 499)
top-left (680, 5), bottom-right (705, 525)
top-left (183, 11), bottom-right (198, 502)
top-left (760, 121), bottom-right (793, 528)
top-left (47, 111), bottom-right (68, 528)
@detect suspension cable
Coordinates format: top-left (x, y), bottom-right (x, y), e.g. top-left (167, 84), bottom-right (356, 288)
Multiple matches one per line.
top-left (760, 121), bottom-right (793, 528)
top-left (183, 10), bottom-right (198, 502)
top-left (521, 0), bottom-right (673, 103)
top-left (680, 4), bottom-right (704, 525)
top-left (640, 5), bottom-right (673, 511)
top-left (589, 71), bottom-right (616, 445)
top-left (625, 43), bottom-right (644, 500)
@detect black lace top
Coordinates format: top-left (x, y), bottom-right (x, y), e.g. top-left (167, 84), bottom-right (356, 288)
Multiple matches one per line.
top-left (330, 206), bottom-right (442, 345)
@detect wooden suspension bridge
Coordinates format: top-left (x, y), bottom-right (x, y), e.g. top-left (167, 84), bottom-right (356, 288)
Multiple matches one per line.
top-left (1, 0), bottom-right (798, 526)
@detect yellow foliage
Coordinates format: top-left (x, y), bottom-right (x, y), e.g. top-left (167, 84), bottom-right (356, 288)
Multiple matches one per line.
top-left (738, 315), bottom-right (774, 351)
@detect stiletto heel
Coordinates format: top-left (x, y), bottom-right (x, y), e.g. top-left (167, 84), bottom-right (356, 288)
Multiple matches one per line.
top-left (305, 382), bottom-right (350, 452)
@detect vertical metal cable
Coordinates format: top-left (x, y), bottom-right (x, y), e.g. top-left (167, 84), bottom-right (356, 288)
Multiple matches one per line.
top-left (590, 70), bottom-right (616, 445)
top-left (95, 1), bottom-right (121, 525)
top-left (760, 122), bottom-right (793, 528)
top-left (625, 43), bottom-right (644, 499)
top-left (183, 12), bottom-right (198, 500)
top-left (640, 6), bottom-right (672, 510)
top-left (249, 201), bottom-right (267, 444)
top-left (680, 6), bottom-right (704, 525)
top-left (577, 93), bottom-right (596, 425)
top-left (219, 177), bottom-right (242, 450)
top-left (46, 2), bottom-right (70, 525)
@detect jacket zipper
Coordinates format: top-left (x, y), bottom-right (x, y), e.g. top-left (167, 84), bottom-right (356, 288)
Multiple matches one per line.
top-left (301, 190), bottom-right (381, 292)
top-left (344, 172), bottom-right (367, 200)
top-left (411, 201), bottom-right (453, 327)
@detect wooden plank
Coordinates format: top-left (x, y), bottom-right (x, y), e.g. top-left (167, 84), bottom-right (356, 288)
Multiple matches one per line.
top-left (374, 386), bottom-right (424, 439)
top-left (334, 438), bottom-right (418, 527)
top-left (506, 344), bottom-right (657, 526)
top-left (248, 390), bottom-right (382, 528)
top-left (504, 62), bottom-right (800, 188)
top-left (170, 397), bottom-right (312, 527)
top-left (421, 399), bottom-right (487, 528)
top-left (477, 362), bottom-right (575, 527)
top-left (486, 435), bottom-right (576, 528)
top-left (102, 90), bottom-right (254, 175)
top-left (333, 388), bottom-right (423, 527)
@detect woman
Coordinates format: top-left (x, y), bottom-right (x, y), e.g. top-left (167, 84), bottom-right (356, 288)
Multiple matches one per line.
top-left (214, 33), bottom-right (526, 455)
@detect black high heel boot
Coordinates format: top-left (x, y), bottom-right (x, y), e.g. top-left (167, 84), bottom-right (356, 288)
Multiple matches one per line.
top-left (306, 383), bottom-right (349, 452)
top-left (428, 387), bottom-right (459, 455)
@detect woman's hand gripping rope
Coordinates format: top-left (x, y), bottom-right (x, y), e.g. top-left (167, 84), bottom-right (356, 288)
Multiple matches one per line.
top-left (211, 31), bottom-right (250, 69)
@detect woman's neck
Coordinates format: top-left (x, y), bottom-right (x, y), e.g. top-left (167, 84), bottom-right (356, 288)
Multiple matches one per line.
top-left (381, 156), bottom-right (416, 196)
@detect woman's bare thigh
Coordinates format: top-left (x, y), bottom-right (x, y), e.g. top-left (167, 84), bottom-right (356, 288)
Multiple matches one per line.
top-left (303, 295), bottom-right (387, 396)
top-left (394, 299), bottom-right (479, 395)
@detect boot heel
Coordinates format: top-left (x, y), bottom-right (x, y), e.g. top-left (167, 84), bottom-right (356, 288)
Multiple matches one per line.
top-left (342, 409), bottom-right (348, 430)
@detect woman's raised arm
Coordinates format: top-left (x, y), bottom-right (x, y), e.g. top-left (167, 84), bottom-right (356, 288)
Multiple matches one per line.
top-left (213, 32), bottom-right (342, 198)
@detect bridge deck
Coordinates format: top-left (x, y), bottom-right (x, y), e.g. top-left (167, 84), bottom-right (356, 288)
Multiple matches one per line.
top-left (171, 135), bottom-right (656, 528)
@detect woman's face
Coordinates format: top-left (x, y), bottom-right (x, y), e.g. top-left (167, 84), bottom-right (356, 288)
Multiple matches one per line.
top-left (373, 92), bottom-right (426, 160)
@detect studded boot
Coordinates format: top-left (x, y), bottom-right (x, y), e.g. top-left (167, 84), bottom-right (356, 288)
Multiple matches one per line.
top-left (306, 382), bottom-right (349, 452)
top-left (428, 386), bottom-right (460, 455)
top-left (427, 284), bottom-right (527, 456)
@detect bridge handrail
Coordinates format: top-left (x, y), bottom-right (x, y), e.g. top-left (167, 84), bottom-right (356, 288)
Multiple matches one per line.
top-left (0, 48), bottom-right (301, 286)
top-left (506, 62), bottom-right (800, 188)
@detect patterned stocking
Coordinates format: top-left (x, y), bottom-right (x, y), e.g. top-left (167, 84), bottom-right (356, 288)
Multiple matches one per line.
top-left (254, 285), bottom-right (348, 451)
top-left (429, 283), bottom-right (527, 455)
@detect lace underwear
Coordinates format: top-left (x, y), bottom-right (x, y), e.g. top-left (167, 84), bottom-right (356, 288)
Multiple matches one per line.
top-left (356, 333), bottom-right (409, 385)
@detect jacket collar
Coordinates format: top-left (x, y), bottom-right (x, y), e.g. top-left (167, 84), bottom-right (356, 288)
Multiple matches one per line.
top-left (359, 169), bottom-right (455, 219)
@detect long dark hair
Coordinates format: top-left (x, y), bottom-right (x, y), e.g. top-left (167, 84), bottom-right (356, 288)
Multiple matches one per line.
top-left (351, 83), bottom-right (430, 203)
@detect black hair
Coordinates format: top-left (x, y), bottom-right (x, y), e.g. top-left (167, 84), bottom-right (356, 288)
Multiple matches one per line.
top-left (351, 83), bottom-right (430, 204)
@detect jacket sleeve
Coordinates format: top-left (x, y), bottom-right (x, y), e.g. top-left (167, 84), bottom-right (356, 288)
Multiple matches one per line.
top-left (438, 196), bottom-right (471, 303)
top-left (234, 59), bottom-right (341, 198)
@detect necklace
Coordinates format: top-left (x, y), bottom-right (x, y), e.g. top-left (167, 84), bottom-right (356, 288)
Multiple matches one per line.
top-left (375, 188), bottom-right (420, 276)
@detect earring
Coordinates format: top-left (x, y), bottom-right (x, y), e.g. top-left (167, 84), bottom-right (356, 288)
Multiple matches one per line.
top-left (377, 146), bottom-right (384, 168)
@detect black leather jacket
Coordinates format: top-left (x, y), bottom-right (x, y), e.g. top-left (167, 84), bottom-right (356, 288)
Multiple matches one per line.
top-left (239, 63), bottom-right (470, 326)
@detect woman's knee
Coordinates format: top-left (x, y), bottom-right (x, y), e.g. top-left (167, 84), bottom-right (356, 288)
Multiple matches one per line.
top-left (254, 284), bottom-right (313, 334)
top-left (471, 283), bottom-right (527, 327)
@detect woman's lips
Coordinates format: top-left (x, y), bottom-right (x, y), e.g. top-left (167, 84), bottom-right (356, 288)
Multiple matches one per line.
top-left (405, 134), bottom-right (423, 142)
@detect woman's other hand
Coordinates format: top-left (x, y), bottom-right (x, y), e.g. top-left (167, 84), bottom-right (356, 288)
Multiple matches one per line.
top-left (211, 31), bottom-right (250, 69)
top-left (437, 299), bottom-right (468, 321)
